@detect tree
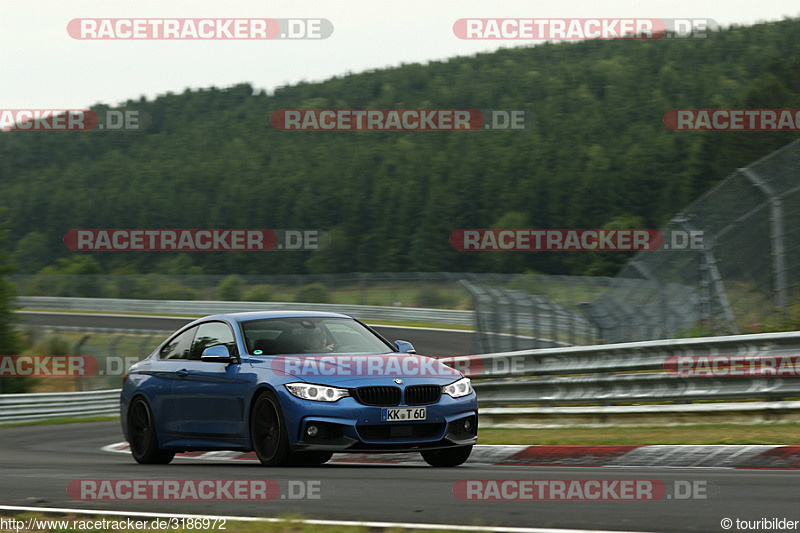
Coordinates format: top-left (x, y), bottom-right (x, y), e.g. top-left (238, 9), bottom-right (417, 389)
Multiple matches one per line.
top-left (0, 209), bottom-right (23, 393)
top-left (216, 275), bottom-right (244, 301)
top-left (0, 19), bottom-right (798, 277)
top-left (12, 232), bottom-right (51, 274)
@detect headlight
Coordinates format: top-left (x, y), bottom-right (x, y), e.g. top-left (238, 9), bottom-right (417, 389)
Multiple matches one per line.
top-left (285, 383), bottom-right (349, 402)
top-left (443, 377), bottom-right (473, 398)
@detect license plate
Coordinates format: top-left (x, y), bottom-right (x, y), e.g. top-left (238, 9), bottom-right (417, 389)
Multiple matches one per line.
top-left (381, 407), bottom-right (426, 422)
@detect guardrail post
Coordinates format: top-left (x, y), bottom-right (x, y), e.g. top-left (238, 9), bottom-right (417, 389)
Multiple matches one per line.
top-left (505, 288), bottom-right (518, 352)
top-left (568, 292), bottom-right (576, 346)
top-left (137, 334), bottom-right (156, 356)
top-left (359, 273), bottom-right (367, 306)
top-left (73, 334), bottom-right (92, 391)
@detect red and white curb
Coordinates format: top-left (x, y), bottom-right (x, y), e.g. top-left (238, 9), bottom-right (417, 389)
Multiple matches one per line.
top-left (103, 443), bottom-right (800, 468)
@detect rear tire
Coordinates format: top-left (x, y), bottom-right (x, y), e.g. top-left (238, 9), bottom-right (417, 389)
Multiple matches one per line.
top-left (421, 445), bottom-right (472, 467)
top-left (250, 391), bottom-right (290, 466)
top-left (127, 397), bottom-right (174, 465)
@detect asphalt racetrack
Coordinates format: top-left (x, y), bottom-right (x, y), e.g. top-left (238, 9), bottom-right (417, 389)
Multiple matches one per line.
top-left (4, 311), bottom-right (800, 531)
top-left (3, 421), bottom-right (800, 532)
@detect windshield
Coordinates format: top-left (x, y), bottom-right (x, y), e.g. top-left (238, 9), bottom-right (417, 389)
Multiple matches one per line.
top-left (241, 317), bottom-right (394, 355)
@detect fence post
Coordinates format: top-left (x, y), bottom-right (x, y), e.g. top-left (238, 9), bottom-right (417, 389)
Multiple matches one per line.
top-left (673, 215), bottom-right (738, 334)
top-left (739, 167), bottom-right (789, 309)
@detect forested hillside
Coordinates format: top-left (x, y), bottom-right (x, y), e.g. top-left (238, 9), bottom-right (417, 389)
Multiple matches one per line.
top-left (1, 19), bottom-right (799, 276)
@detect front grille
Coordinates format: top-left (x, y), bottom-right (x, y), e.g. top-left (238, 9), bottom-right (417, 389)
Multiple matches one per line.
top-left (352, 386), bottom-right (401, 406)
top-left (357, 423), bottom-right (445, 441)
top-left (405, 385), bottom-right (441, 405)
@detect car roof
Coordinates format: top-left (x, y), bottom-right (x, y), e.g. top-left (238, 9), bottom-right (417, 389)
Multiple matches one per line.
top-left (202, 310), bottom-right (354, 323)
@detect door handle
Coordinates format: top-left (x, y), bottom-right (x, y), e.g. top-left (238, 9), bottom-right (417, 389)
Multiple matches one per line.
top-left (177, 369), bottom-right (189, 377)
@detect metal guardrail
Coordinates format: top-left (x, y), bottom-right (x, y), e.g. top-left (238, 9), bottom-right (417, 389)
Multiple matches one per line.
top-left (461, 280), bottom-right (597, 351)
top-left (456, 330), bottom-right (800, 405)
top-left (0, 389), bottom-right (120, 424)
top-left (478, 401), bottom-right (800, 428)
top-left (21, 325), bottom-right (173, 335)
top-left (16, 296), bottom-right (475, 326)
top-left (2, 388), bottom-right (798, 427)
top-left (475, 373), bottom-right (800, 405)
top-left (2, 323), bottom-right (799, 424)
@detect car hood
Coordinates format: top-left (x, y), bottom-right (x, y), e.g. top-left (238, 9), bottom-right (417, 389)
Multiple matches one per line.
top-left (248, 353), bottom-right (464, 386)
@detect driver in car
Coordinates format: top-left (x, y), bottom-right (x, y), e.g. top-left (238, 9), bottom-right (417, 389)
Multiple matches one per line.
top-left (307, 327), bottom-right (335, 353)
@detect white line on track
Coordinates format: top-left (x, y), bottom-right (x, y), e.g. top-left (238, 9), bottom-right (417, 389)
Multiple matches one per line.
top-left (15, 311), bottom-right (194, 320)
top-left (0, 505), bottom-right (654, 533)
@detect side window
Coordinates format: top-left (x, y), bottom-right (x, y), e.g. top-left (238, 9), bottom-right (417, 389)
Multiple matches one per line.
top-left (159, 326), bottom-right (198, 360)
top-left (190, 321), bottom-right (236, 361)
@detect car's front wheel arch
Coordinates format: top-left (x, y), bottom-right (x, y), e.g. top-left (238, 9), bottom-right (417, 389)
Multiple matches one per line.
top-left (246, 384), bottom-right (283, 441)
top-left (249, 388), bottom-right (291, 466)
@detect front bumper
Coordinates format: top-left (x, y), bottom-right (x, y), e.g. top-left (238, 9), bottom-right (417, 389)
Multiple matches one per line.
top-left (276, 390), bottom-right (478, 452)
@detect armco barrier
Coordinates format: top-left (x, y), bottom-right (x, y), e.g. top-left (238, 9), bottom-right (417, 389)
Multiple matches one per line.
top-left (0, 389), bottom-right (120, 424)
top-left (4, 301), bottom-right (800, 426)
top-left (16, 296), bottom-right (474, 326)
top-left (2, 389), bottom-right (799, 427)
top-left (450, 331), bottom-right (800, 406)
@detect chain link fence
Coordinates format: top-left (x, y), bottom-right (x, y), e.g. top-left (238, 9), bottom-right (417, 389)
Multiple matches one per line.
top-left (3, 328), bottom-right (166, 393)
top-left (464, 139), bottom-right (800, 349)
top-left (461, 277), bottom-right (603, 352)
top-left (596, 137), bottom-right (800, 342)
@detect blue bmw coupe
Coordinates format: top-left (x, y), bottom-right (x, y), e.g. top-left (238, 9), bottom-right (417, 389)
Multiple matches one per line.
top-left (120, 311), bottom-right (478, 467)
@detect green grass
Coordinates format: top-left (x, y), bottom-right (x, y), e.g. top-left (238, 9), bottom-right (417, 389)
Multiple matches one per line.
top-left (2, 512), bottom-right (474, 533)
top-left (4, 418), bottom-right (799, 446)
top-left (478, 423), bottom-right (800, 445)
top-left (16, 279), bottom-right (475, 310)
top-left (370, 320), bottom-right (473, 331)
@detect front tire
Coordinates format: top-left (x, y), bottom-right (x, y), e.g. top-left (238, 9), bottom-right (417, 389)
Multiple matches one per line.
top-left (127, 397), bottom-right (174, 464)
top-left (421, 445), bottom-right (472, 467)
top-left (250, 391), bottom-right (290, 466)
top-left (289, 451), bottom-right (333, 466)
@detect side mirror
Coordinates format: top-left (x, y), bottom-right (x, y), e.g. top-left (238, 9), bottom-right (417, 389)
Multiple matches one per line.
top-left (201, 345), bottom-right (234, 363)
top-left (394, 340), bottom-right (416, 354)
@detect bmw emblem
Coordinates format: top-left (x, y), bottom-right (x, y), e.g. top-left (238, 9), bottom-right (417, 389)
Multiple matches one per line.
top-left (394, 378), bottom-right (403, 385)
